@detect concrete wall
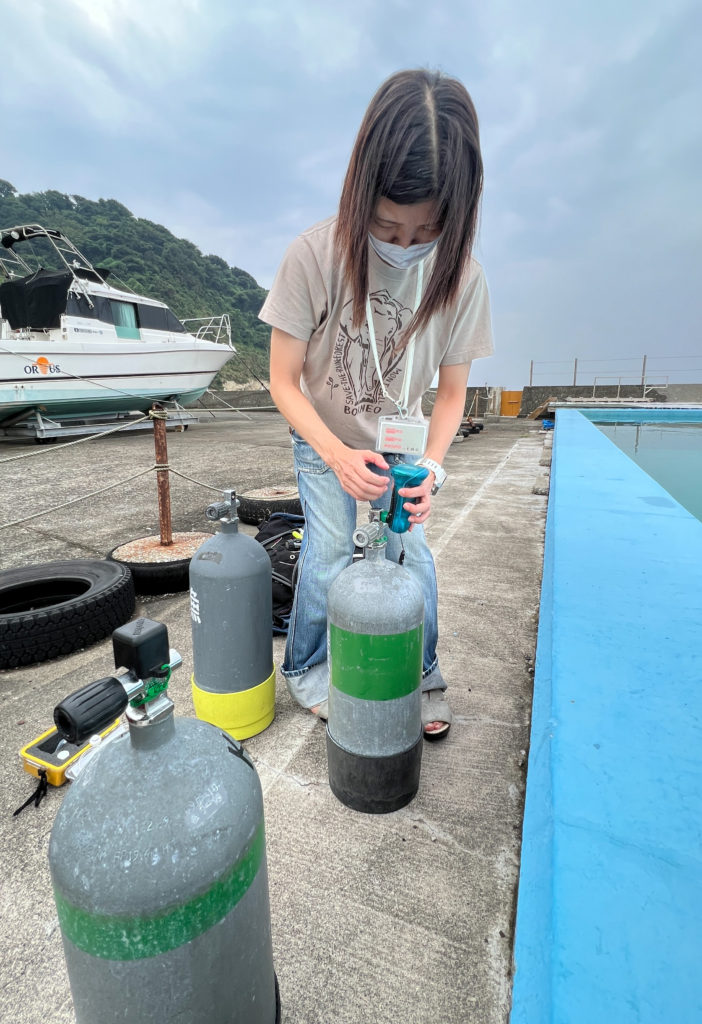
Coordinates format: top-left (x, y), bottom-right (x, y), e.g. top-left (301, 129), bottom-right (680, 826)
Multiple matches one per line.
top-left (518, 385), bottom-right (667, 417)
top-left (518, 383), bottom-right (702, 417)
top-left (203, 387), bottom-right (493, 418)
top-left (421, 386), bottom-right (490, 418)
top-left (661, 383), bottom-right (702, 403)
top-left (199, 384), bottom-right (702, 419)
top-left (195, 389), bottom-right (276, 411)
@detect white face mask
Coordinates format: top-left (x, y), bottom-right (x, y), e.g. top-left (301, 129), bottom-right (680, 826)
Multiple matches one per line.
top-left (369, 233), bottom-right (439, 270)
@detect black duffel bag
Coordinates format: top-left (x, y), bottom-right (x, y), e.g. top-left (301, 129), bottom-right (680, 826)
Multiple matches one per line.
top-left (253, 512), bottom-right (305, 634)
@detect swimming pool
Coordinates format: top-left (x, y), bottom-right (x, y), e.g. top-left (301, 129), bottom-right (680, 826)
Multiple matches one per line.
top-left (587, 409), bottom-right (702, 523)
top-left (510, 407), bottom-right (702, 1024)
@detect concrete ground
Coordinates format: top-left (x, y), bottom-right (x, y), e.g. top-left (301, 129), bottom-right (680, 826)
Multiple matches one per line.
top-left (0, 411), bottom-right (547, 1024)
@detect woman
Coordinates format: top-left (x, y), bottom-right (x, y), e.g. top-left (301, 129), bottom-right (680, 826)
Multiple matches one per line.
top-left (260, 68), bottom-right (493, 739)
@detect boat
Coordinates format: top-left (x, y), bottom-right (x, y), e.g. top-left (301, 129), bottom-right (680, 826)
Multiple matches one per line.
top-left (0, 224), bottom-right (235, 432)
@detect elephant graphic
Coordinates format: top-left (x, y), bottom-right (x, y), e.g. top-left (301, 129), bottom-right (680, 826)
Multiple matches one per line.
top-left (332, 290), bottom-right (413, 413)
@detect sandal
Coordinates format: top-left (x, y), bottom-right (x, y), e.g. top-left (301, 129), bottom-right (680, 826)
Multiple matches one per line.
top-left (421, 689), bottom-right (452, 741)
top-left (310, 700), bottom-right (328, 722)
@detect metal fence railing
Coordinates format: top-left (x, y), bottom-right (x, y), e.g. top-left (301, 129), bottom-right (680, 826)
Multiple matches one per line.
top-left (528, 355), bottom-right (701, 387)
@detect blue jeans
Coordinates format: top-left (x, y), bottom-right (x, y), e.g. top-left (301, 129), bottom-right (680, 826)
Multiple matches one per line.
top-left (282, 431), bottom-right (447, 709)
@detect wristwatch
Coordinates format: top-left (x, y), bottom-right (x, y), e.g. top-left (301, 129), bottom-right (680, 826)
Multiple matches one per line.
top-left (418, 457), bottom-right (447, 495)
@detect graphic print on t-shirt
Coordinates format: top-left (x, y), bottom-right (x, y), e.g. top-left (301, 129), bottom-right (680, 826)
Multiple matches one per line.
top-left (332, 290), bottom-right (412, 416)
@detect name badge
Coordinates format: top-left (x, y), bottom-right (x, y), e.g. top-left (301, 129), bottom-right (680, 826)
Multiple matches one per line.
top-left (376, 415), bottom-right (428, 455)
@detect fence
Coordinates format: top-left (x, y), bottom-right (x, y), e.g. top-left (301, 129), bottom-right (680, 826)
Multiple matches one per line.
top-left (528, 355), bottom-right (702, 388)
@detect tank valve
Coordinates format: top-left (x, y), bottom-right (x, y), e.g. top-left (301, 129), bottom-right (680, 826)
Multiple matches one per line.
top-left (352, 520), bottom-right (385, 548)
top-left (205, 489), bottom-right (239, 522)
top-left (53, 619), bottom-right (181, 744)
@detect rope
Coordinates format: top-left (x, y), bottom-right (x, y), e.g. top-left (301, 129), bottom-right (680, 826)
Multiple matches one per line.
top-left (0, 467), bottom-right (154, 530)
top-left (0, 415), bottom-right (150, 464)
top-left (230, 351), bottom-right (272, 395)
top-left (0, 461), bottom-right (227, 530)
top-left (203, 390), bottom-right (256, 418)
top-left (205, 390), bottom-right (241, 411)
top-left (167, 467), bottom-right (222, 493)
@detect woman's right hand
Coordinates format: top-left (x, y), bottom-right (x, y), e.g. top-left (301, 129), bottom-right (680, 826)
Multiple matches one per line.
top-left (327, 446), bottom-right (390, 500)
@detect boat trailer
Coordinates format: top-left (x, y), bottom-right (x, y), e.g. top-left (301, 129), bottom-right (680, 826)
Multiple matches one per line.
top-left (0, 407), bottom-right (200, 442)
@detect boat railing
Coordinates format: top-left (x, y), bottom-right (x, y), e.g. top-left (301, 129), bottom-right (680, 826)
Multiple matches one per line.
top-left (0, 239), bottom-right (33, 280)
top-left (1, 325), bottom-right (49, 341)
top-left (0, 224), bottom-right (104, 310)
top-left (180, 314), bottom-right (233, 348)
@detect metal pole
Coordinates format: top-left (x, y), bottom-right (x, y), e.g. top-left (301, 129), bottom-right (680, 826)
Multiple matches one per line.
top-left (573, 358), bottom-right (578, 386)
top-left (151, 404), bottom-right (173, 546)
top-left (641, 354), bottom-right (647, 386)
top-left (529, 360), bottom-right (534, 387)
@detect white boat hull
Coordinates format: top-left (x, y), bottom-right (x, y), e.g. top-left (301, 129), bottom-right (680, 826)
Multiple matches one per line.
top-left (0, 337), bottom-right (232, 423)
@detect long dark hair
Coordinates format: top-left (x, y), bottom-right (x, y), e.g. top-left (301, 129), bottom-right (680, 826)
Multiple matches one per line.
top-left (335, 69), bottom-right (483, 335)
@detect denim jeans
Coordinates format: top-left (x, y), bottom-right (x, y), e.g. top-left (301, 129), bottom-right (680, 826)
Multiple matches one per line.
top-left (282, 431), bottom-right (447, 709)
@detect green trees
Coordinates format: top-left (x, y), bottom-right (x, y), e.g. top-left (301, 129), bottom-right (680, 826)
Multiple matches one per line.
top-left (0, 181), bottom-right (271, 385)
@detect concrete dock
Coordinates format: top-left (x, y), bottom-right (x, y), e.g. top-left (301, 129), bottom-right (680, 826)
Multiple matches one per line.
top-left (0, 410), bottom-right (547, 1024)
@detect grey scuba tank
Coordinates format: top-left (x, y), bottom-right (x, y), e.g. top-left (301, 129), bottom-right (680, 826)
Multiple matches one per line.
top-left (190, 489), bottom-right (276, 740)
top-left (326, 519), bottom-right (424, 813)
top-left (48, 618), bottom-right (280, 1024)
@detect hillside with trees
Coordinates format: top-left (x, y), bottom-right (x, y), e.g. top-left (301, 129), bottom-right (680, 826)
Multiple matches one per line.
top-left (0, 180), bottom-right (270, 386)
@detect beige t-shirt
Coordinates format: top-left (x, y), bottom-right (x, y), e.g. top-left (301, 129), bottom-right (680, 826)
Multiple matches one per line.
top-left (259, 216), bottom-right (493, 449)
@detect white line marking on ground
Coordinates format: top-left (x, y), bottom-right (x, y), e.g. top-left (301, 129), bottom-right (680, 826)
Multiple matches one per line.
top-left (254, 717), bottom-right (319, 797)
top-left (432, 439), bottom-right (521, 558)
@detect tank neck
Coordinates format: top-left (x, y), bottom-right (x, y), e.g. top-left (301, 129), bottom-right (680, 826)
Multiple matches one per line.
top-left (128, 706), bottom-right (176, 749)
top-left (220, 518), bottom-right (239, 534)
top-left (364, 542), bottom-right (388, 562)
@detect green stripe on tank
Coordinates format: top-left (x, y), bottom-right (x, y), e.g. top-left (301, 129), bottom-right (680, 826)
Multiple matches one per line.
top-left (53, 821), bottom-right (265, 961)
top-left (329, 622), bottom-right (423, 701)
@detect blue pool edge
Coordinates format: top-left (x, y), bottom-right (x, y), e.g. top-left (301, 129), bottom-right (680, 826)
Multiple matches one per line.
top-left (510, 408), bottom-right (702, 1024)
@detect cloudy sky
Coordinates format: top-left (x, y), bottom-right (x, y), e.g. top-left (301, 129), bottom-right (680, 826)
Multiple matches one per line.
top-left (3, 0), bottom-right (700, 387)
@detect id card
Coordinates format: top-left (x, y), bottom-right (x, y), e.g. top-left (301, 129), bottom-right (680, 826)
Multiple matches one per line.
top-left (376, 415), bottom-right (428, 455)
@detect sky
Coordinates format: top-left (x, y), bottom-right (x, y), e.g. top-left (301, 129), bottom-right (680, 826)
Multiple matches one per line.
top-left (2, 0), bottom-right (700, 388)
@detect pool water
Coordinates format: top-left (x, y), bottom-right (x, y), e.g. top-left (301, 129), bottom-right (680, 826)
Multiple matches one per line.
top-left (596, 422), bottom-right (702, 521)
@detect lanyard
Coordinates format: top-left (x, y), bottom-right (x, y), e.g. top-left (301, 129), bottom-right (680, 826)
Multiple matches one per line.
top-left (365, 259), bottom-right (424, 418)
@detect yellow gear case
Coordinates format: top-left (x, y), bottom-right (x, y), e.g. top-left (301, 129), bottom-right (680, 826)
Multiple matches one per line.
top-left (20, 719), bottom-right (122, 787)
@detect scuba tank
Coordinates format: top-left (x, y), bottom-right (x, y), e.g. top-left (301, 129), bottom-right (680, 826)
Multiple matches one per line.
top-left (48, 618), bottom-right (280, 1024)
top-left (326, 514), bottom-right (424, 813)
top-left (190, 489), bottom-right (276, 740)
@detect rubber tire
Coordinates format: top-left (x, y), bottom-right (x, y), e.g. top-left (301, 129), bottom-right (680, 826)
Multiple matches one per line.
top-left (237, 487), bottom-right (303, 526)
top-left (0, 560), bottom-right (135, 670)
top-left (107, 547), bottom-right (191, 595)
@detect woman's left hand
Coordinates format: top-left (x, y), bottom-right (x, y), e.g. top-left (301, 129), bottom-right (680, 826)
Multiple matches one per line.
top-left (399, 473), bottom-right (434, 530)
